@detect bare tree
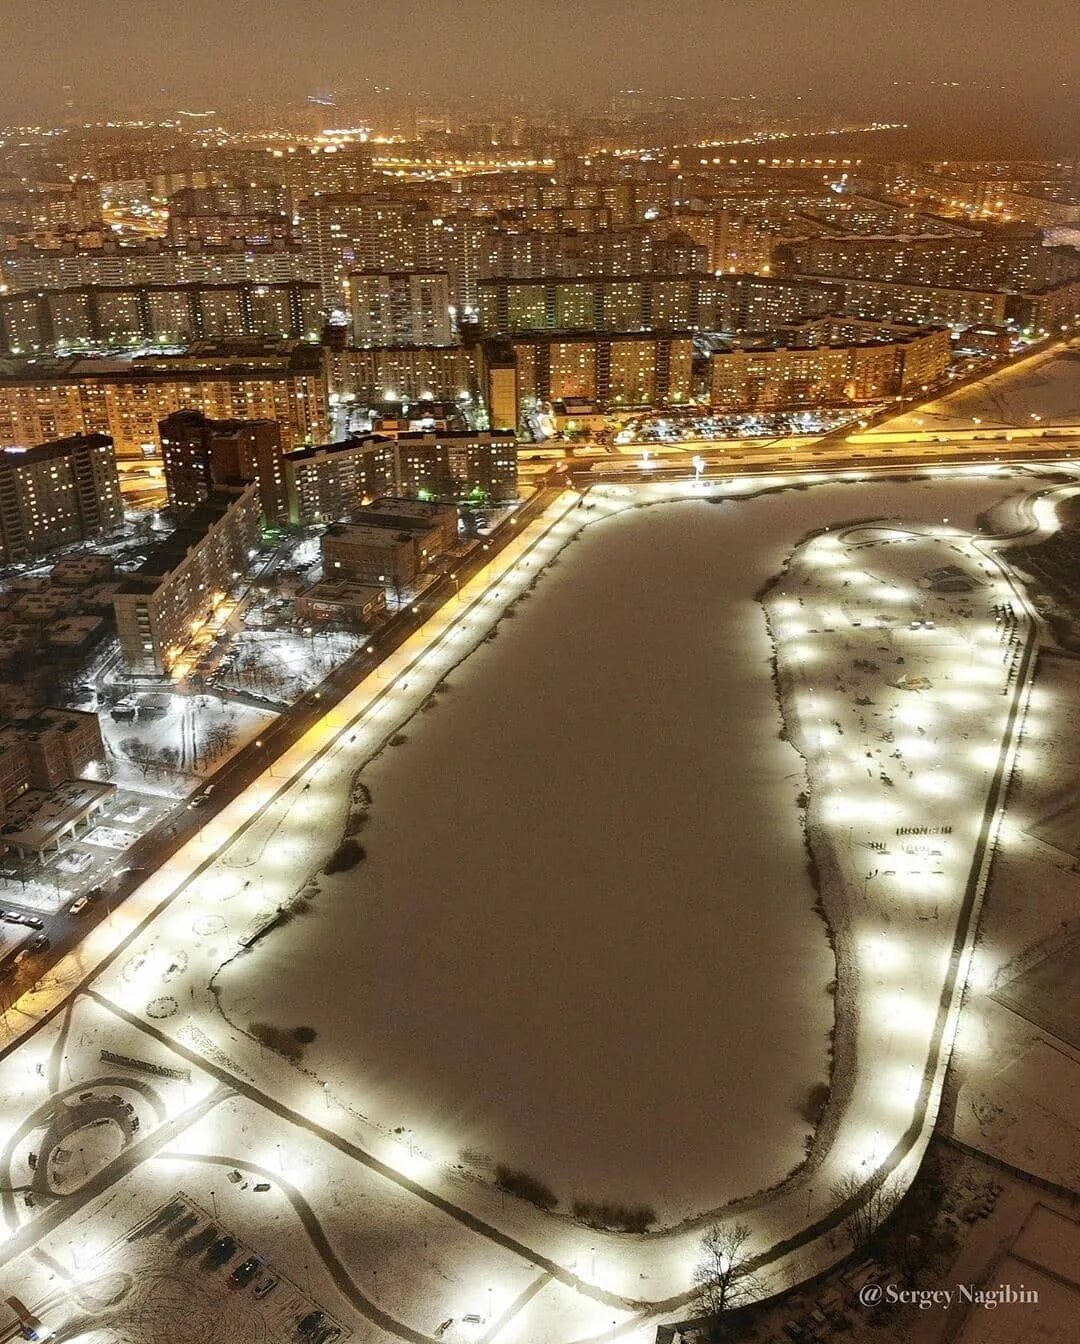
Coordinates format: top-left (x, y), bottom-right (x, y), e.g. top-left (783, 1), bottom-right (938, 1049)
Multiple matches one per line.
top-left (692, 1221), bottom-right (759, 1326)
top-left (831, 1169), bottom-right (900, 1254)
top-left (201, 721), bottom-right (237, 762)
top-left (119, 737), bottom-right (154, 778)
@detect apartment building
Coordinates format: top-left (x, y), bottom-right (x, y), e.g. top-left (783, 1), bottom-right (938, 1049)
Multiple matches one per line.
top-left (160, 410), bottom-right (287, 522)
top-left (0, 433), bottom-right (122, 565)
top-left (0, 341), bottom-right (328, 456)
top-left (113, 483), bottom-right (260, 675)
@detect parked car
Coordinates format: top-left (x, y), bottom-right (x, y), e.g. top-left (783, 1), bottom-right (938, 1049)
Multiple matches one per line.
top-left (207, 1235), bottom-right (237, 1268)
top-left (179, 1224), bottom-right (218, 1258)
top-left (229, 1255), bottom-right (262, 1289)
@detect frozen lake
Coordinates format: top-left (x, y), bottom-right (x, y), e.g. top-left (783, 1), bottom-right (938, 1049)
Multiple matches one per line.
top-left (222, 469), bottom-right (1057, 1220)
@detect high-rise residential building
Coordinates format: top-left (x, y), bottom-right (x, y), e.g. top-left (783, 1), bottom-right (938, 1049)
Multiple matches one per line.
top-left (1007, 277), bottom-right (1080, 336)
top-left (0, 282), bottom-right (323, 355)
top-left (707, 326), bottom-right (951, 408)
top-left (778, 233), bottom-right (1080, 293)
top-left (392, 430), bottom-right (518, 502)
top-left (0, 238), bottom-right (311, 293)
top-left (477, 274), bottom-right (717, 333)
top-left (283, 437), bottom-right (395, 524)
top-left (477, 227), bottom-right (705, 281)
top-left (325, 343), bottom-right (477, 407)
top-left (0, 342), bottom-right (329, 457)
top-left (113, 483), bottom-right (261, 675)
top-left (282, 429), bottom-right (518, 522)
top-left (350, 271), bottom-right (454, 347)
top-left (159, 410), bottom-right (287, 522)
top-left (803, 276), bottom-right (1010, 329)
top-left (299, 194), bottom-right (421, 301)
top-left (507, 331), bottom-right (696, 411)
top-left (712, 274), bottom-right (847, 332)
top-left (0, 433), bottom-right (122, 565)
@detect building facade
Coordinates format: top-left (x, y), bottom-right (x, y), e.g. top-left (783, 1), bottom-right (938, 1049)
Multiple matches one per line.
top-left (0, 433), bottom-right (122, 565)
top-left (0, 342), bottom-right (328, 457)
top-left (350, 271), bottom-right (454, 347)
top-left (113, 484), bottom-right (261, 675)
top-left (160, 410), bottom-right (287, 522)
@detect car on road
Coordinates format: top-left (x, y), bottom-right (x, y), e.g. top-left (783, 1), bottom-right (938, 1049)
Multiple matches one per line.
top-left (28, 934), bottom-right (49, 954)
top-left (67, 895), bottom-right (90, 915)
top-left (229, 1255), bottom-right (262, 1288)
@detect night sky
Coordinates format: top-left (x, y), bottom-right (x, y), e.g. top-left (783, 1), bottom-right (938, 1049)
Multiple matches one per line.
top-left (1, 0), bottom-right (1077, 148)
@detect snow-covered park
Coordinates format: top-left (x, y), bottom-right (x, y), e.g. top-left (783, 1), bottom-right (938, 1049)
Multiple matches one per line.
top-left (881, 345), bottom-right (1080, 435)
top-left (0, 462), bottom-right (1075, 1344)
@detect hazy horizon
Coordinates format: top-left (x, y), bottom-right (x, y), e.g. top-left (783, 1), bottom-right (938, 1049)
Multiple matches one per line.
top-left (1, 0), bottom-right (1077, 153)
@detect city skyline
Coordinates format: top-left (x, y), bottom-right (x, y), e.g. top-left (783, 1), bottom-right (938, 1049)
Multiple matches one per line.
top-left (0, 0), bottom-right (1076, 152)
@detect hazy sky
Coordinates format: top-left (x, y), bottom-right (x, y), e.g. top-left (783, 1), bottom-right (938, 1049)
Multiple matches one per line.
top-left (1, 0), bottom-right (1077, 140)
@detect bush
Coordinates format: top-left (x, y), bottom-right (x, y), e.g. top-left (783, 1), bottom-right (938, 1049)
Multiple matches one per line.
top-left (494, 1165), bottom-right (558, 1211)
top-left (571, 1198), bottom-right (657, 1233)
top-left (800, 1081), bottom-right (830, 1125)
top-left (324, 839), bottom-right (366, 873)
top-left (250, 1021), bottom-right (304, 1063)
top-left (292, 1026), bottom-right (317, 1044)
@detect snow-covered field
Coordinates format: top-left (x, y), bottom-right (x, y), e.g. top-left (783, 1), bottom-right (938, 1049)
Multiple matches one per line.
top-left (99, 691), bottom-right (277, 796)
top-left (217, 468), bottom-right (1051, 1224)
top-left (0, 463), bottom-right (1072, 1344)
top-left (224, 500), bottom-right (836, 1219)
top-left (881, 347), bottom-right (1080, 435)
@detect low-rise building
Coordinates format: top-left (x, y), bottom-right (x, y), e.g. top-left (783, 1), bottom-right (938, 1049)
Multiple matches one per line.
top-left (0, 727), bottom-right (30, 809)
top-left (49, 553), bottom-right (115, 587)
top-left (17, 708), bottom-right (105, 790)
top-left (0, 707), bottom-right (104, 813)
top-left (295, 580), bottom-right (387, 626)
top-left (44, 615), bottom-right (107, 656)
top-left (322, 521), bottom-right (442, 591)
top-left (358, 497), bottom-right (460, 554)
